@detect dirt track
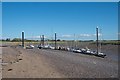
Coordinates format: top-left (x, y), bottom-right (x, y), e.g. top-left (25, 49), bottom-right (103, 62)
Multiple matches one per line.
top-left (1, 44), bottom-right (118, 78)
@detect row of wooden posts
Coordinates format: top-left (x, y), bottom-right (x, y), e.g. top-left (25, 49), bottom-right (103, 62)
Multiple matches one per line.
top-left (21, 32), bottom-right (57, 50)
top-left (21, 27), bottom-right (99, 54)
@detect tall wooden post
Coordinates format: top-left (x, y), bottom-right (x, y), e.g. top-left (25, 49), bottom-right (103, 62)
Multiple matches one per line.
top-left (22, 31), bottom-right (24, 47)
top-left (42, 35), bottom-right (44, 47)
top-left (55, 33), bottom-right (57, 50)
top-left (96, 27), bottom-right (99, 54)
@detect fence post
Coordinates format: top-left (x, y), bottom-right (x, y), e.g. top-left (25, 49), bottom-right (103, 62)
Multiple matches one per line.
top-left (22, 31), bottom-right (24, 47)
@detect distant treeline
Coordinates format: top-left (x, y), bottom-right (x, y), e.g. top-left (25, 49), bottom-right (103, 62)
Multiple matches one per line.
top-left (0, 38), bottom-right (94, 42)
top-left (1, 38), bottom-right (38, 42)
top-left (1, 38), bottom-right (120, 45)
top-left (0, 38), bottom-right (61, 42)
top-left (91, 40), bottom-right (120, 45)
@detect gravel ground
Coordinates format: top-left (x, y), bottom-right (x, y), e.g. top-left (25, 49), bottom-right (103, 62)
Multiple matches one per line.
top-left (30, 48), bottom-right (118, 78)
top-left (2, 46), bottom-right (64, 78)
top-left (1, 44), bottom-right (118, 78)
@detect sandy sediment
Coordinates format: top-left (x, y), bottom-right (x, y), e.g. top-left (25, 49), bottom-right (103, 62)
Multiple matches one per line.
top-left (2, 46), bottom-right (64, 78)
top-left (1, 44), bottom-right (118, 78)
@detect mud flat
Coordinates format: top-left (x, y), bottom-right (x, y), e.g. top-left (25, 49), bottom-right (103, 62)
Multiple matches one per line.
top-left (2, 46), bottom-right (64, 78)
top-left (1, 44), bottom-right (118, 78)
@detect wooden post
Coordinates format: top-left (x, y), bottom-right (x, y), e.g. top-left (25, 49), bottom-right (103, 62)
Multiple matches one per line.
top-left (55, 33), bottom-right (57, 50)
top-left (22, 31), bottom-right (24, 47)
top-left (96, 27), bottom-right (99, 54)
top-left (42, 35), bottom-right (44, 47)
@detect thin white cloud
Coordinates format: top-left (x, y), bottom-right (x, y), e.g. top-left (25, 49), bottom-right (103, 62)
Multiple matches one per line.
top-left (93, 33), bottom-right (102, 36)
top-left (26, 36), bottom-right (47, 39)
top-left (78, 34), bottom-right (91, 37)
top-left (61, 34), bottom-right (92, 38)
top-left (76, 33), bottom-right (102, 37)
top-left (33, 36), bottom-right (47, 39)
top-left (61, 34), bottom-right (95, 38)
top-left (61, 35), bottom-right (72, 38)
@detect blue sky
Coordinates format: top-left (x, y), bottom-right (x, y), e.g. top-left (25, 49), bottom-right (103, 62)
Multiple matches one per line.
top-left (2, 0), bottom-right (120, 2)
top-left (2, 2), bottom-right (118, 40)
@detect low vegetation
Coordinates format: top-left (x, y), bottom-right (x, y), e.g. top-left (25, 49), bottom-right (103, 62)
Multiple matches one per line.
top-left (91, 40), bottom-right (120, 45)
top-left (1, 38), bottom-right (120, 45)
